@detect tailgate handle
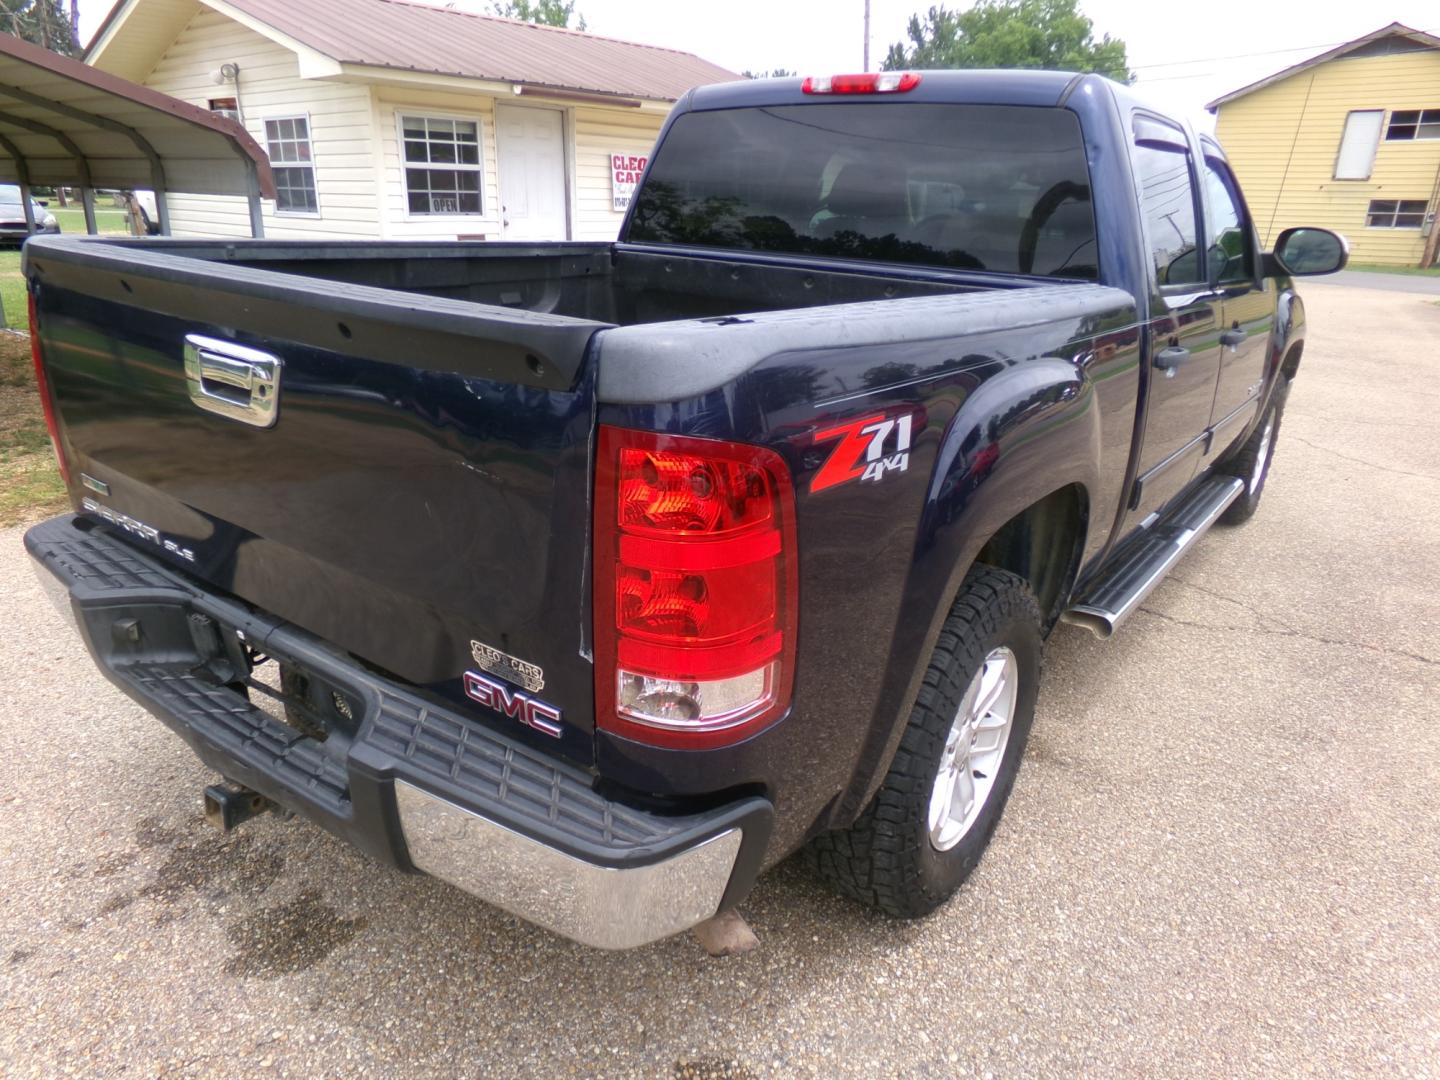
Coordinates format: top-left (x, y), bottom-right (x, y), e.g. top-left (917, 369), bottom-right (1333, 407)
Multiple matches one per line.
top-left (183, 335), bottom-right (283, 428)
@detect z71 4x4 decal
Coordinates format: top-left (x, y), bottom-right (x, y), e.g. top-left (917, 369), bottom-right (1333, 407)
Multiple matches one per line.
top-left (810, 411), bottom-right (915, 493)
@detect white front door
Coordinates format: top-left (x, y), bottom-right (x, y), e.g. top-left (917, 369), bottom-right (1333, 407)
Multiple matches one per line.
top-left (495, 105), bottom-right (568, 241)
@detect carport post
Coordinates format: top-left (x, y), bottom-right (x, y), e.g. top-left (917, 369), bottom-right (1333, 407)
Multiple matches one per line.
top-left (0, 131), bottom-right (35, 234)
top-left (153, 187), bottom-right (171, 235)
top-left (81, 187), bottom-right (97, 234)
top-left (18, 179), bottom-right (35, 234)
top-left (244, 157), bottom-right (265, 238)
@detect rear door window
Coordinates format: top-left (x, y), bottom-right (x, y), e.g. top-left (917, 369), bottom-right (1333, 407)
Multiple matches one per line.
top-left (1132, 121), bottom-right (1204, 288)
top-left (627, 104), bottom-right (1098, 279)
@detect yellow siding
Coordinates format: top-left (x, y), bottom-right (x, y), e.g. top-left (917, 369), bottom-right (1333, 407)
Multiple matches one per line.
top-left (142, 8), bottom-right (381, 239)
top-left (1215, 48), bottom-right (1440, 266)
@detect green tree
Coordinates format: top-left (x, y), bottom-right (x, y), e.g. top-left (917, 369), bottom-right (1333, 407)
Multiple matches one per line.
top-left (883, 0), bottom-right (1131, 82)
top-left (1, 0), bottom-right (80, 55)
top-left (489, 0), bottom-right (586, 30)
top-left (742, 68), bottom-right (797, 79)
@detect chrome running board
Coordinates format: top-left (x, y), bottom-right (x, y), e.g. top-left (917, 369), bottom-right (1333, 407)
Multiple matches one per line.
top-left (1062, 475), bottom-right (1244, 638)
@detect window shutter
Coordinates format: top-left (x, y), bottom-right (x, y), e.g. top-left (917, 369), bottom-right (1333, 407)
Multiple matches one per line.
top-left (1334, 111), bottom-right (1384, 180)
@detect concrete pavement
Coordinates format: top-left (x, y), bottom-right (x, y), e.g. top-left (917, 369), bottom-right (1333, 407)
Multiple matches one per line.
top-left (1, 283), bottom-right (1437, 1078)
top-left (1305, 268), bottom-right (1440, 294)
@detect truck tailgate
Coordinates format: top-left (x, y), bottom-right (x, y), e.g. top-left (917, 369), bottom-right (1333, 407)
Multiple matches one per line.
top-left (26, 237), bottom-right (607, 766)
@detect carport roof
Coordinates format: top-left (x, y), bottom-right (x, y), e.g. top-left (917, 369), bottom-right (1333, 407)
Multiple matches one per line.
top-left (0, 30), bottom-right (274, 196)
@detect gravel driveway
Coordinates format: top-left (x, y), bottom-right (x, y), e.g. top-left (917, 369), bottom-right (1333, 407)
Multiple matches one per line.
top-left (1, 284), bottom-right (1437, 1078)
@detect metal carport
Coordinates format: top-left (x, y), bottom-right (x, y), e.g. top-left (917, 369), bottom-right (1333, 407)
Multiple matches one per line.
top-left (0, 31), bottom-right (275, 238)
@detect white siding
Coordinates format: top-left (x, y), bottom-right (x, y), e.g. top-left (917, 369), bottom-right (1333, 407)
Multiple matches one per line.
top-left (372, 90), bottom-right (664, 241)
top-left (572, 107), bottom-right (662, 241)
top-left (372, 87), bottom-right (501, 240)
top-left (142, 8), bottom-right (380, 239)
top-left (135, 7), bottom-right (668, 242)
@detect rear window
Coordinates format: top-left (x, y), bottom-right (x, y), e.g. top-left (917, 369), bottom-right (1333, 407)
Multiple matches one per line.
top-left (627, 103), bottom-right (1097, 279)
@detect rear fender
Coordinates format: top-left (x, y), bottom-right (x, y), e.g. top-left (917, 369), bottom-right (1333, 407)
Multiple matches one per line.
top-left (834, 356), bottom-right (1101, 823)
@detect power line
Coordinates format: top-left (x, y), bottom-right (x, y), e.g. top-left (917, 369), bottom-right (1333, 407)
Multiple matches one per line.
top-left (1128, 28), bottom-right (1440, 74)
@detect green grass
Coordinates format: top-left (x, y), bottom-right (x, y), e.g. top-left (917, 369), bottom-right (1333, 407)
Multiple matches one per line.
top-left (1346, 262), bottom-right (1440, 277)
top-left (0, 333), bottom-right (68, 526)
top-left (0, 249), bottom-right (22, 331)
top-left (49, 206), bottom-right (130, 234)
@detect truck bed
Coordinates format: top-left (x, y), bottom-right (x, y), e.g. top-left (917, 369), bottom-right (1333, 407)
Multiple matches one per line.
top-left (24, 234), bottom-right (1128, 776)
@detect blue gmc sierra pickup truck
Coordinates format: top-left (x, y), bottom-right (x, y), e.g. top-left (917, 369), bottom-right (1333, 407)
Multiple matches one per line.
top-left (23, 70), bottom-right (1345, 948)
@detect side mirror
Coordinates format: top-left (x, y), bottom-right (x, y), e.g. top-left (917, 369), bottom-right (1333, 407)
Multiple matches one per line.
top-left (1161, 246), bottom-right (1201, 285)
top-left (1267, 227), bottom-right (1348, 277)
top-left (37, 200), bottom-right (49, 207)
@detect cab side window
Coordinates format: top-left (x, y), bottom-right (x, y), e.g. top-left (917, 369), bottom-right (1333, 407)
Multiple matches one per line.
top-left (1202, 158), bottom-right (1254, 285)
top-left (1133, 129), bottom-right (1203, 288)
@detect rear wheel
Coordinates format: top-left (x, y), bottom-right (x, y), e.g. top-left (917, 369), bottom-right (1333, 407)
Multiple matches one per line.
top-left (807, 566), bottom-right (1042, 918)
top-left (1218, 386), bottom-right (1286, 525)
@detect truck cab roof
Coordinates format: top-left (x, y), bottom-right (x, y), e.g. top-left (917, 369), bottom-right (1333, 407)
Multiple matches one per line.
top-left (689, 68), bottom-right (1105, 112)
top-left (686, 70), bottom-right (1196, 147)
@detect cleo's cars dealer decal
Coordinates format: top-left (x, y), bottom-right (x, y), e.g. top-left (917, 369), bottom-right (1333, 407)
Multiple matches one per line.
top-left (464, 639), bottom-right (561, 738)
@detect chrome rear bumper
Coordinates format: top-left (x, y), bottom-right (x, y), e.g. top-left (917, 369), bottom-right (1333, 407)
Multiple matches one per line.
top-left (26, 512), bottom-right (772, 951)
top-left (396, 782), bottom-right (744, 949)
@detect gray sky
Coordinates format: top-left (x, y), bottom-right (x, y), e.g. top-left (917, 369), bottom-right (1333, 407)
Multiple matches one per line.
top-left (79, 0), bottom-right (1440, 128)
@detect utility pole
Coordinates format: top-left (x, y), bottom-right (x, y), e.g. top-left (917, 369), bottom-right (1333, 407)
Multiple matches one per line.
top-left (1422, 160), bottom-right (1440, 269)
top-left (863, 0), bottom-right (870, 70)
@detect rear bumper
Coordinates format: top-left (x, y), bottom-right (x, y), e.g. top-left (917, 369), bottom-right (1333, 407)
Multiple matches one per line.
top-left (25, 513), bottom-right (771, 949)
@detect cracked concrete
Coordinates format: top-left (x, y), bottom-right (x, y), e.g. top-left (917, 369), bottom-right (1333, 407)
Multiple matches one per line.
top-left (1, 283), bottom-right (1438, 1078)
top-left (1139, 576), bottom-right (1438, 668)
top-left (1289, 434), bottom-right (1439, 484)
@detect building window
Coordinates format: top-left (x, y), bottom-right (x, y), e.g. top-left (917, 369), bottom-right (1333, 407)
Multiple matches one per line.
top-left (1385, 109), bottom-right (1440, 141)
top-left (401, 115), bottom-right (483, 215)
top-left (263, 116), bottom-right (318, 214)
top-left (1334, 110), bottom-right (1384, 179)
top-left (1366, 199), bottom-right (1427, 228)
top-left (208, 97), bottom-right (239, 122)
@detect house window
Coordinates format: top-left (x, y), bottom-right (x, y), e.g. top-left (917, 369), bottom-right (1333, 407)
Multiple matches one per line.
top-left (1334, 110), bottom-right (1383, 180)
top-left (1385, 109), bottom-right (1440, 140)
top-left (208, 97), bottom-right (239, 122)
top-left (263, 116), bottom-right (318, 214)
top-left (401, 115), bottom-right (483, 215)
top-left (1365, 199), bottom-right (1428, 228)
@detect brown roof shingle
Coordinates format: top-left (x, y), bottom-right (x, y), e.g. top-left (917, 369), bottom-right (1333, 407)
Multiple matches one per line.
top-left (221, 0), bottom-right (741, 102)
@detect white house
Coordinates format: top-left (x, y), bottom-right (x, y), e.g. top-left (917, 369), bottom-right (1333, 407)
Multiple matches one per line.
top-left (85, 0), bottom-right (740, 241)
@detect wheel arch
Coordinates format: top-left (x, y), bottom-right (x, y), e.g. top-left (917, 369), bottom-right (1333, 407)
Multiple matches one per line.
top-left (826, 475), bottom-right (1092, 834)
top-left (971, 482), bottom-right (1089, 631)
top-left (827, 362), bottom-right (1101, 833)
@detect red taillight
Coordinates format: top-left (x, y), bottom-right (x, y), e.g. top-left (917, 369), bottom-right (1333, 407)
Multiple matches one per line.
top-left (27, 292), bottom-right (69, 486)
top-left (802, 72), bottom-right (922, 95)
top-left (594, 426), bottom-right (797, 749)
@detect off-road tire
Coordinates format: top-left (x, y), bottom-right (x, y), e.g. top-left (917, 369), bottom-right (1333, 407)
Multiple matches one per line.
top-left (806, 566), bottom-right (1043, 918)
top-left (1218, 383), bottom-right (1288, 525)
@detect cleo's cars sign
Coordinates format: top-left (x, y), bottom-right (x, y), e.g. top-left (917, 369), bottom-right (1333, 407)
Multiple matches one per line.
top-left (611, 153), bottom-right (648, 212)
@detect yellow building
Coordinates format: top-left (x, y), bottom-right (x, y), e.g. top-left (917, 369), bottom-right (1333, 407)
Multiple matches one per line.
top-left (1209, 23), bottom-right (1440, 267)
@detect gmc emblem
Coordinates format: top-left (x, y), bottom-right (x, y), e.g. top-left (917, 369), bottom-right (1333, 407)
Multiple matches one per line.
top-left (463, 671), bottom-right (563, 738)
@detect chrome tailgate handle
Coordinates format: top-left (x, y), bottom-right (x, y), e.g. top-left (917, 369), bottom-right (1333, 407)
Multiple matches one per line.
top-left (183, 334), bottom-right (282, 428)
